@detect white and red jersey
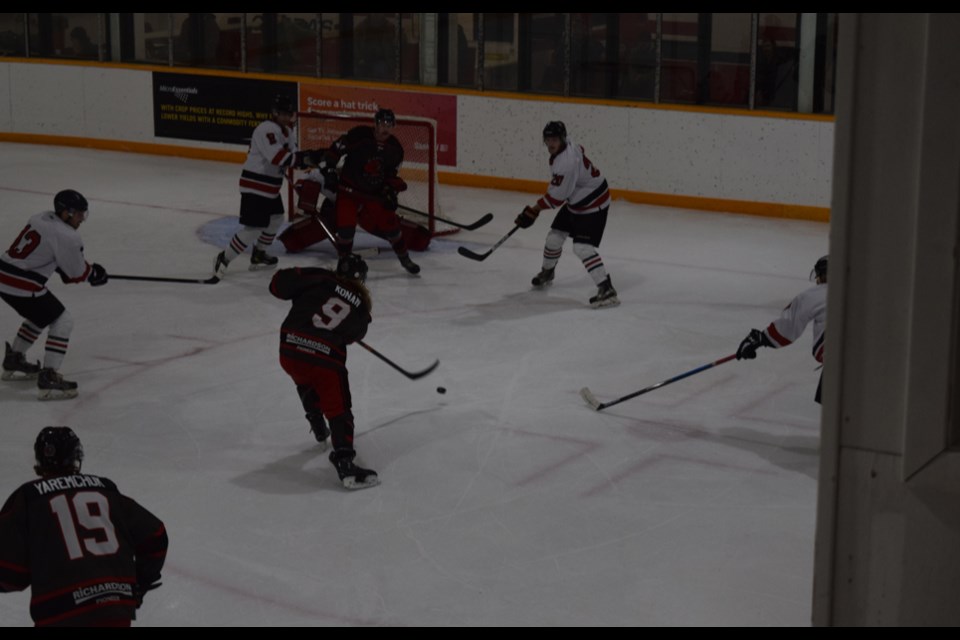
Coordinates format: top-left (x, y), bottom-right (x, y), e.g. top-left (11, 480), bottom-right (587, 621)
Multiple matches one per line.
top-left (536, 139), bottom-right (611, 214)
top-left (0, 211), bottom-right (91, 298)
top-left (762, 283), bottom-right (827, 363)
top-left (239, 119), bottom-right (297, 199)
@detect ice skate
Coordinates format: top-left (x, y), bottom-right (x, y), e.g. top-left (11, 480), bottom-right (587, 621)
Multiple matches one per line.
top-left (531, 267), bottom-right (555, 288)
top-left (589, 276), bottom-right (620, 309)
top-left (37, 368), bottom-right (78, 400)
top-left (213, 251), bottom-right (230, 280)
top-left (398, 254), bottom-right (421, 275)
top-left (2, 342), bottom-right (40, 381)
top-left (249, 247), bottom-right (278, 271)
top-left (329, 450), bottom-right (379, 490)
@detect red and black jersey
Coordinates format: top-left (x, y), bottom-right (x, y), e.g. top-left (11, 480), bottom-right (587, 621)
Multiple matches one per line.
top-left (269, 267), bottom-right (372, 368)
top-left (0, 473), bottom-right (168, 626)
top-left (326, 126), bottom-right (404, 196)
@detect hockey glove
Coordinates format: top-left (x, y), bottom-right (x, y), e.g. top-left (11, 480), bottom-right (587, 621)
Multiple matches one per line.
top-left (88, 263), bottom-right (108, 287)
top-left (386, 176), bottom-right (408, 193)
top-left (515, 206), bottom-right (539, 229)
top-left (320, 166), bottom-right (339, 193)
top-left (134, 580), bottom-right (162, 608)
top-left (382, 187), bottom-right (399, 211)
top-left (736, 328), bottom-right (772, 360)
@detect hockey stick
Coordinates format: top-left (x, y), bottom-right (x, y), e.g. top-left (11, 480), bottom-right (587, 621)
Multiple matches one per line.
top-left (357, 340), bottom-right (439, 380)
top-left (581, 354), bottom-right (737, 411)
top-left (457, 225), bottom-right (521, 261)
top-left (110, 274), bottom-right (220, 285)
top-left (397, 204), bottom-right (494, 231)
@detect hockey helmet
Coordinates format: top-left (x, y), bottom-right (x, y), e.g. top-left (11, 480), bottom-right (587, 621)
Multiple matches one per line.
top-left (272, 94), bottom-right (296, 115)
top-left (811, 255), bottom-right (828, 283)
top-left (543, 121), bottom-right (567, 143)
top-left (34, 426), bottom-right (84, 476)
top-left (54, 189), bottom-right (88, 216)
top-left (374, 108), bottom-right (396, 128)
top-left (337, 253), bottom-right (369, 283)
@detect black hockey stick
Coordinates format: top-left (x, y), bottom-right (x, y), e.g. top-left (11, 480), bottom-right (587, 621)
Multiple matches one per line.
top-left (357, 340), bottom-right (439, 380)
top-left (110, 274), bottom-right (220, 285)
top-left (457, 225), bottom-right (521, 261)
top-left (397, 204), bottom-right (494, 231)
top-left (581, 354), bottom-right (737, 411)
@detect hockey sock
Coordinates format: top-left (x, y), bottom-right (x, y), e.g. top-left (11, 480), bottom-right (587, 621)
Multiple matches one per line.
top-left (42, 311), bottom-right (74, 371)
top-left (573, 241), bottom-right (609, 285)
top-left (542, 229), bottom-right (566, 270)
top-left (328, 412), bottom-right (356, 451)
top-left (385, 229), bottom-right (409, 258)
top-left (336, 225), bottom-right (356, 256)
top-left (255, 214), bottom-right (284, 251)
top-left (13, 321), bottom-right (41, 354)
top-left (225, 227), bottom-right (261, 262)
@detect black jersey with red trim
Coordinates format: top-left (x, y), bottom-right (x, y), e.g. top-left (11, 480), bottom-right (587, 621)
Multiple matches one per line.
top-left (269, 267), bottom-right (372, 368)
top-left (326, 126), bottom-right (404, 196)
top-left (0, 474), bottom-right (168, 626)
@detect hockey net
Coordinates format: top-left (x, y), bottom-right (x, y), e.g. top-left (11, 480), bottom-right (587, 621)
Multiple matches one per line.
top-left (290, 111), bottom-right (455, 236)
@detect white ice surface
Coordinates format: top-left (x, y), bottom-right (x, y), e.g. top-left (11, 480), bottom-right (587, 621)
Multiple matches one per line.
top-left (0, 143), bottom-right (827, 626)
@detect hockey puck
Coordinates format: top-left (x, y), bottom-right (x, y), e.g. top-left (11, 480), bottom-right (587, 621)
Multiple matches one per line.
top-left (436, 386), bottom-right (447, 394)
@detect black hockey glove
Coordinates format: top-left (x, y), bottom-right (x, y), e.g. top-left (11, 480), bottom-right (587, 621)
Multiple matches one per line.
top-left (88, 263), bottom-right (108, 287)
top-left (320, 166), bottom-right (339, 193)
top-left (382, 186), bottom-right (399, 211)
top-left (736, 328), bottom-right (772, 360)
top-left (515, 206), bottom-right (539, 229)
top-left (134, 580), bottom-right (162, 608)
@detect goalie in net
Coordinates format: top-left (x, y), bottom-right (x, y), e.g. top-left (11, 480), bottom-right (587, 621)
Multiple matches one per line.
top-left (281, 109), bottom-right (439, 275)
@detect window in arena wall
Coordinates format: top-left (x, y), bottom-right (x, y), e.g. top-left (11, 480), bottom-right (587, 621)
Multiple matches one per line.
top-left (437, 13), bottom-right (478, 88)
top-left (245, 13), bottom-right (318, 76)
top-left (28, 13), bottom-right (101, 59)
top-left (0, 13), bottom-right (26, 57)
top-left (171, 13), bottom-right (240, 69)
top-left (483, 13), bottom-right (518, 91)
top-left (349, 12), bottom-right (401, 82)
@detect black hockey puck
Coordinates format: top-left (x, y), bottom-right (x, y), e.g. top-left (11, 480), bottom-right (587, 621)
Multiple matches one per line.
top-left (436, 386), bottom-right (447, 394)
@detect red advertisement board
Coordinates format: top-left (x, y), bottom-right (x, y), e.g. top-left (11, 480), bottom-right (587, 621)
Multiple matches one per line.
top-left (298, 85), bottom-right (457, 167)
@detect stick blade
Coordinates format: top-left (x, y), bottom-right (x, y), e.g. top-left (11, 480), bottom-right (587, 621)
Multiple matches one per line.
top-left (580, 387), bottom-right (604, 411)
top-left (462, 213), bottom-right (494, 231)
top-left (457, 246), bottom-right (490, 261)
top-left (407, 359), bottom-right (440, 380)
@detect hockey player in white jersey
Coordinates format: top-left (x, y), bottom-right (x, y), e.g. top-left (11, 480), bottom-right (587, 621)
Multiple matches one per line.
top-left (736, 255), bottom-right (828, 403)
top-left (515, 121), bottom-right (619, 308)
top-left (0, 190), bottom-right (108, 399)
top-left (214, 94), bottom-right (311, 278)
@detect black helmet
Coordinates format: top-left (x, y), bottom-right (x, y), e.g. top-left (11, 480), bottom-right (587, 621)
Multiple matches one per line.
top-left (272, 94), bottom-right (296, 115)
top-left (54, 190), bottom-right (88, 215)
top-left (34, 426), bottom-right (84, 476)
top-left (543, 121), bottom-right (567, 143)
top-left (374, 108), bottom-right (396, 127)
top-left (812, 255), bottom-right (828, 283)
top-left (337, 253), bottom-right (369, 283)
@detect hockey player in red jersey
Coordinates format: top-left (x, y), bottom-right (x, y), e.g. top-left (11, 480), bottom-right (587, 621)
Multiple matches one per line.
top-left (270, 254), bottom-right (380, 489)
top-left (321, 108), bottom-right (421, 275)
top-left (277, 169), bottom-right (432, 255)
top-left (0, 427), bottom-right (168, 627)
top-left (214, 94), bottom-right (311, 278)
top-left (515, 121), bottom-right (619, 308)
top-left (0, 190), bottom-right (108, 399)
top-left (736, 255), bottom-right (828, 403)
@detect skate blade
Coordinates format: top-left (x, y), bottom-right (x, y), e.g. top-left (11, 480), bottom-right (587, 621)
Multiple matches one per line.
top-left (38, 388), bottom-right (79, 401)
top-left (591, 296), bottom-right (620, 309)
top-left (2, 370), bottom-right (39, 381)
top-left (248, 263), bottom-right (278, 271)
top-left (342, 475), bottom-right (380, 490)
